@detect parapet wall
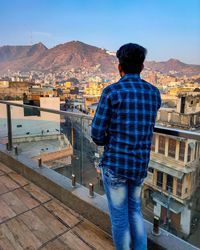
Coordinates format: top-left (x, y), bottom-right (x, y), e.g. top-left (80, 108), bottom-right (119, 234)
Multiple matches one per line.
top-left (157, 110), bottom-right (200, 129)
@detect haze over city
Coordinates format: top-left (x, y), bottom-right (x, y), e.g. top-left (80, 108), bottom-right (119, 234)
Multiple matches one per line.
top-left (0, 0), bottom-right (200, 64)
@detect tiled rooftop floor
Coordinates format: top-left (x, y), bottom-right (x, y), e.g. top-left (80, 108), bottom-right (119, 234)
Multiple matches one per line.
top-left (0, 162), bottom-right (114, 250)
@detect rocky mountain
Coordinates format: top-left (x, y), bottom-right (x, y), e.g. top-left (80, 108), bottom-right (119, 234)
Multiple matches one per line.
top-left (0, 41), bottom-right (199, 76)
top-left (0, 42), bottom-right (48, 73)
top-left (145, 59), bottom-right (200, 76)
top-left (0, 45), bottom-right (31, 62)
top-left (35, 41), bottom-right (118, 73)
top-left (0, 43), bottom-right (47, 62)
top-left (0, 41), bottom-right (117, 74)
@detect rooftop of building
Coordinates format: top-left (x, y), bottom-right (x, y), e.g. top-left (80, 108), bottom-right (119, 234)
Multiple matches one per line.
top-left (0, 100), bottom-right (200, 250)
top-left (13, 134), bottom-right (71, 159)
top-left (0, 161), bottom-right (114, 250)
top-left (178, 91), bottom-right (200, 97)
top-left (1, 143), bottom-right (199, 250)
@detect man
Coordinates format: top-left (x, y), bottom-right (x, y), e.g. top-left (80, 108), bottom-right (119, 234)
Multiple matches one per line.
top-left (91, 43), bottom-right (161, 250)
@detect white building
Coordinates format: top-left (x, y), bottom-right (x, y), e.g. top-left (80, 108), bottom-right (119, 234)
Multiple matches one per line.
top-left (0, 97), bottom-right (60, 139)
top-left (0, 97), bottom-right (73, 168)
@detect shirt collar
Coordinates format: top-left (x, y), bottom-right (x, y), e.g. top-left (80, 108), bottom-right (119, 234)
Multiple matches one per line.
top-left (121, 73), bottom-right (141, 81)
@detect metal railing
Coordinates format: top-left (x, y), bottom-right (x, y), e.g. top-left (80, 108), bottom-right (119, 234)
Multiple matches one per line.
top-left (1, 100), bottom-right (200, 152)
top-left (0, 100), bottom-right (200, 249)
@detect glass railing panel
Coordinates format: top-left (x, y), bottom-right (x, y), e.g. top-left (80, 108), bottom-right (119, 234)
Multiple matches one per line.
top-left (9, 104), bottom-right (67, 165)
top-left (56, 113), bottom-right (82, 184)
top-left (0, 102), bottom-right (8, 146)
top-left (81, 116), bottom-right (105, 194)
top-left (55, 114), bottom-right (105, 194)
top-left (1, 100), bottom-right (200, 248)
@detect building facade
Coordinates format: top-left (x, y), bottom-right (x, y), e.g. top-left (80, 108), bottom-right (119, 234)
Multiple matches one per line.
top-left (143, 92), bottom-right (200, 236)
top-left (0, 97), bottom-right (61, 138)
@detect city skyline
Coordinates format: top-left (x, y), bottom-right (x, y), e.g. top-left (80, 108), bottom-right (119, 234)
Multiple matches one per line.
top-left (0, 0), bottom-right (200, 64)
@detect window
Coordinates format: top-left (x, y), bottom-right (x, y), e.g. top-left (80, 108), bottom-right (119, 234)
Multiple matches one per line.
top-left (166, 175), bottom-right (173, 193)
top-left (180, 96), bottom-right (185, 113)
top-left (176, 178), bottom-right (182, 196)
top-left (23, 100), bottom-right (40, 116)
top-left (151, 135), bottom-right (155, 151)
top-left (187, 145), bottom-right (192, 162)
top-left (158, 136), bottom-right (165, 154)
top-left (195, 142), bottom-right (198, 159)
top-left (148, 167), bottom-right (154, 173)
top-left (179, 141), bottom-right (185, 161)
top-left (157, 171), bottom-right (163, 188)
top-left (168, 138), bottom-right (176, 158)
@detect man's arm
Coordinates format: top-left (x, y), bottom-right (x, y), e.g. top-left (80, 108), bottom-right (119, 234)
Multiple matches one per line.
top-left (91, 88), bottom-right (111, 146)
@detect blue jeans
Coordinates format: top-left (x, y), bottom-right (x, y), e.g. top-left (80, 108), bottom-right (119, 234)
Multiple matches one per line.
top-left (102, 168), bottom-right (147, 250)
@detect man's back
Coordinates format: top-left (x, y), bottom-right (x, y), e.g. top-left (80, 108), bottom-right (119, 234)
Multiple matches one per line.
top-left (91, 73), bottom-right (161, 183)
top-left (91, 43), bottom-right (161, 250)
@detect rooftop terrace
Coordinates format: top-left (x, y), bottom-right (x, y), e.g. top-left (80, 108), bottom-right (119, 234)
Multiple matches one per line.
top-left (0, 100), bottom-right (200, 250)
top-left (0, 161), bottom-right (114, 250)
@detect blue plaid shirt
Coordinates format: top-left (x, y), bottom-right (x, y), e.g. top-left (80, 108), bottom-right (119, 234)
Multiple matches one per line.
top-left (91, 73), bottom-right (161, 183)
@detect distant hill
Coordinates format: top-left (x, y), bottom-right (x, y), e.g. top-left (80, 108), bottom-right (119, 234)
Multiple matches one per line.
top-left (0, 41), bottom-right (117, 74)
top-left (0, 45), bottom-right (31, 62)
top-left (0, 41), bottom-right (199, 76)
top-left (145, 59), bottom-right (200, 76)
top-left (0, 43), bottom-right (48, 73)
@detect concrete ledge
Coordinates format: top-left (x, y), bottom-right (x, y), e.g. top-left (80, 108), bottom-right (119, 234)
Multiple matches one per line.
top-left (0, 145), bottom-right (198, 250)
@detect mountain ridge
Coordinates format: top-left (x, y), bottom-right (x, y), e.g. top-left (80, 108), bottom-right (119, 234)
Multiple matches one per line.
top-left (0, 41), bottom-right (199, 76)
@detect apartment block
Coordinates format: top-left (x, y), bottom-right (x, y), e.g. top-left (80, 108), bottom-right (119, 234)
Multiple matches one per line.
top-left (143, 91), bottom-right (200, 236)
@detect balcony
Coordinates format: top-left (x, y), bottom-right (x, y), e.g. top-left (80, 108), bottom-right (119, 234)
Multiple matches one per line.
top-left (0, 100), bottom-right (200, 250)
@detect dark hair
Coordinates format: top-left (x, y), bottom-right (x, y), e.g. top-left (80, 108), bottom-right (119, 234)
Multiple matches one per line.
top-left (116, 43), bottom-right (147, 74)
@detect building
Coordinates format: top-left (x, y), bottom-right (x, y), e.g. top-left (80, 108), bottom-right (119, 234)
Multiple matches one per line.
top-left (84, 95), bottom-right (101, 113)
top-left (177, 92), bottom-right (200, 114)
top-left (143, 92), bottom-right (200, 236)
top-left (28, 85), bottom-right (57, 101)
top-left (87, 103), bottom-right (98, 116)
top-left (0, 80), bottom-right (9, 88)
top-left (0, 97), bottom-right (73, 168)
top-left (84, 82), bottom-right (103, 112)
top-left (0, 81), bottom-right (34, 100)
top-left (0, 97), bottom-right (61, 138)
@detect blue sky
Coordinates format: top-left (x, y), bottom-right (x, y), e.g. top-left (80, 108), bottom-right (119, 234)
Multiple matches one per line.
top-left (0, 0), bottom-right (200, 64)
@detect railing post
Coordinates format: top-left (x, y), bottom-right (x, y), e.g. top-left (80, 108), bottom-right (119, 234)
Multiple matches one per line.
top-left (89, 183), bottom-right (94, 197)
top-left (14, 146), bottom-right (18, 155)
top-left (72, 174), bottom-right (76, 187)
top-left (71, 122), bottom-right (74, 147)
top-left (80, 116), bottom-right (84, 185)
top-left (6, 104), bottom-right (12, 151)
top-left (38, 158), bottom-right (42, 167)
top-left (152, 216), bottom-right (161, 236)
